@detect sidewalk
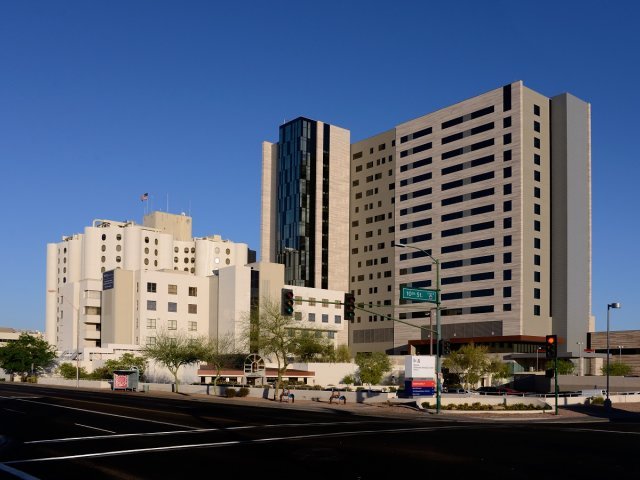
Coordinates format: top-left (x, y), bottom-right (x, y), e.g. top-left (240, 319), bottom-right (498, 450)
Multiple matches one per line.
top-left (147, 389), bottom-right (640, 421)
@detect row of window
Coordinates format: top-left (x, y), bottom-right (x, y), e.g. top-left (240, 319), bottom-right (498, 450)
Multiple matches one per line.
top-left (145, 319), bottom-right (197, 331)
top-left (147, 283), bottom-right (197, 296)
top-left (146, 300), bottom-right (197, 313)
top-left (291, 311), bottom-right (342, 324)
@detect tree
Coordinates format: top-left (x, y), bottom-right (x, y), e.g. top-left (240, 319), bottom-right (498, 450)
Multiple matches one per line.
top-left (91, 353), bottom-right (147, 380)
top-left (58, 362), bottom-right (88, 379)
top-left (442, 344), bottom-right (510, 390)
top-left (295, 333), bottom-right (330, 362)
top-left (355, 352), bottom-right (391, 387)
top-left (242, 296), bottom-right (326, 401)
top-left (0, 333), bottom-right (56, 380)
top-left (601, 362), bottom-right (632, 376)
top-left (545, 359), bottom-right (575, 375)
top-left (200, 334), bottom-right (236, 387)
top-left (141, 330), bottom-right (204, 393)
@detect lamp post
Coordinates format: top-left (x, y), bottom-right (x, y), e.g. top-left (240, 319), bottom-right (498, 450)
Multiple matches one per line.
top-left (617, 346), bottom-right (624, 362)
top-left (395, 242), bottom-right (441, 413)
top-left (576, 341), bottom-right (584, 376)
top-left (605, 302), bottom-right (621, 409)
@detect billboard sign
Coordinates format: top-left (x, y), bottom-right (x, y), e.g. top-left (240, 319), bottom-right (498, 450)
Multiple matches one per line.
top-left (405, 355), bottom-right (436, 378)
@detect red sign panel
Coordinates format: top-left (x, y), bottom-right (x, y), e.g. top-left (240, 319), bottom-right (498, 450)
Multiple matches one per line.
top-left (114, 374), bottom-right (128, 389)
top-left (412, 379), bottom-right (435, 388)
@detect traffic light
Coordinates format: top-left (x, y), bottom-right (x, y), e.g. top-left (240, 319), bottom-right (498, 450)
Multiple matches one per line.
top-left (545, 335), bottom-right (558, 359)
top-left (545, 368), bottom-right (555, 378)
top-left (343, 293), bottom-right (356, 321)
top-left (281, 288), bottom-right (294, 316)
top-left (440, 339), bottom-right (451, 355)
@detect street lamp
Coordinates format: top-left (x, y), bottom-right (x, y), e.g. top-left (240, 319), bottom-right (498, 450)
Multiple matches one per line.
top-left (605, 302), bottom-right (621, 409)
top-left (617, 346), bottom-right (624, 362)
top-left (395, 241), bottom-right (441, 413)
top-left (576, 341), bottom-right (584, 376)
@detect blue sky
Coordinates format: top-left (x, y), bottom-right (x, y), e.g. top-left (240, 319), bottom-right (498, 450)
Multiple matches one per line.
top-left (1, 0), bottom-right (638, 334)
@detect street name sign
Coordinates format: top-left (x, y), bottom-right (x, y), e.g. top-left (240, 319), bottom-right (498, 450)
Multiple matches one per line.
top-left (401, 287), bottom-right (438, 303)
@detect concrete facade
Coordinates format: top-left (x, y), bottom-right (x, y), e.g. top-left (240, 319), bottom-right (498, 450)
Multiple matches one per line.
top-left (347, 81), bottom-right (591, 355)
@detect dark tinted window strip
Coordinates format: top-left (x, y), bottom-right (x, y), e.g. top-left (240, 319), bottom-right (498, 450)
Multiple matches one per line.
top-left (503, 84), bottom-right (511, 111)
top-left (442, 106), bottom-right (495, 130)
top-left (442, 122), bottom-right (494, 145)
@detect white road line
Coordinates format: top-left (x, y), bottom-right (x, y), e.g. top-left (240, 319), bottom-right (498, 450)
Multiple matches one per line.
top-left (25, 420), bottom-right (370, 444)
top-left (0, 463), bottom-right (42, 480)
top-left (7, 424), bottom-right (477, 464)
top-left (16, 398), bottom-right (197, 430)
top-left (562, 426), bottom-right (640, 436)
top-left (74, 424), bottom-right (116, 434)
top-left (3, 408), bottom-right (26, 414)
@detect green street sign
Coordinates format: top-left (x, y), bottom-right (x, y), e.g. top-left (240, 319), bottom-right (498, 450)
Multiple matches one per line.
top-left (401, 287), bottom-right (438, 304)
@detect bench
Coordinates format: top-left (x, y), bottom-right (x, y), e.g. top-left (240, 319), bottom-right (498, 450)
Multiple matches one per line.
top-left (329, 391), bottom-right (346, 404)
top-left (280, 391), bottom-right (295, 403)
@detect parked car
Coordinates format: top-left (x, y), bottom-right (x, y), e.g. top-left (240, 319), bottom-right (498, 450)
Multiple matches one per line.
top-left (474, 386), bottom-right (520, 395)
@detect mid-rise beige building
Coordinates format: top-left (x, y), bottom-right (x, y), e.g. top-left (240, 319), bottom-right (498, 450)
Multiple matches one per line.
top-left (46, 212), bottom-right (251, 354)
top-left (348, 81), bottom-right (592, 356)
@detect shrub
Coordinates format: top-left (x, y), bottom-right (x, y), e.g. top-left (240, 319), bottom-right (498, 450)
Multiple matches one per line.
top-left (225, 388), bottom-right (237, 398)
top-left (237, 387), bottom-right (250, 397)
top-left (590, 396), bottom-right (605, 405)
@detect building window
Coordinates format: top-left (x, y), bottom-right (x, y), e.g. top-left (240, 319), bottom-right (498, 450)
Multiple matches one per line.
top-left (534, 154), bottom-right (541, 165)
top-left (534, 170), bottom-right (541, 182)
top-left (188, 321), bottom-right (197, 332)
top-left (147, 282), bottom-right (157, 293)
top-left (309, 297), bottom-right (316, 306)
top-left (308, 313), bottom-right (316, 322)
top-left (504, 200), bottom-right (512, 212)
top-left (534, 288), bottom-right (541, 299)
top-left (168, 320), bottom-right (177, 330)
top-left (534, 305), bottom-right (541, 316)
top-left (534, 254), bottom-right (541, 266)
top-left (534, 238), bottom-right (541, 249)
top-left (504, 217), bottom-right (512, 229)
top-left (146, 318), bottom-right (156, 329)
top-left (503, 304), bottom-right (512, 311)
top-left (534, 220), bottom-right (541, 231)
top-left (147, 300), bottom-right (156, 311)
top-left (503, 183), bottom-right (512, 195)
top-left (534, 204), bottom-right (541, 215)
top-left (189, 287), bottom-right (197, 297)
top-left (168, 302), bottom-right (177, 312)
top-left (146, 337), bottom-right (156, 346)
top-left (503, 270), bottom-right (512, 281)
top-left (503, 117), bottom-right (511, 128)
top-left (504, 150), bottom-right (512, 161)
top-left (534, 121), bottom-right (541, 132)
top-left (504, 235), bottom-right (512, 247)
top-left (503, 133), bottom-right (512, 145)
top-left (168, 284), bottom-right (177, 294)
top-left (534, 104), bottom-right (541, 116)
top-left (335, 315), bottom-right (342, 324)
top-left (534, 271), bottom-right (541, 282)
top-left (188, 304), bottom-right (197, 314)
top-left (328, 331), bottom-right (335, 339)
top-left (503, 252), bottom-right (512, 263)
top-left (294, 312), bottom-right (302, 321)
top-left (534, 137), bottom-right (541, 149)
top-left (534, 187), bottom-right (541, 198)
top-left (503, 286), bottom-right (512, 297)
top-left (322, 314), bottom-right (329, 323)
top-left (504, 167), bottom-right (512, 178)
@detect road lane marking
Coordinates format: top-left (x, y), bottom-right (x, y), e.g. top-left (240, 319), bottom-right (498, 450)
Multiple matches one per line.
top-left (15, 398), bottom-right (197, 430)
top-left (7, 424), bottom-right (483, 464)
top-left (25, 420), bottom-right (372, 444)
top-left (3, 408), bottom-right (26, 414)
top-left (74, 424), bottom-right (116, 434)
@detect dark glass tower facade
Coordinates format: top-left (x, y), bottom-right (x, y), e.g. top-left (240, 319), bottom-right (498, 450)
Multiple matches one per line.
top-left (276, 117), bottom-right (320, 287)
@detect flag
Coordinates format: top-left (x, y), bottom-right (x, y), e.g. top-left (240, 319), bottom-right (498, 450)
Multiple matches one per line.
top-left (140, 193), bottom-right (149, 201)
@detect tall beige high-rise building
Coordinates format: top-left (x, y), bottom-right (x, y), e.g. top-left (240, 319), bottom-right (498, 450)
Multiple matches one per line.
top-left (349, 81), bottom-right (592, 356)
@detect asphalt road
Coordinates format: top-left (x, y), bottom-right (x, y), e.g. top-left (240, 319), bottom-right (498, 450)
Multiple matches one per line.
top-left (1, 383), bottom-right (639, 479)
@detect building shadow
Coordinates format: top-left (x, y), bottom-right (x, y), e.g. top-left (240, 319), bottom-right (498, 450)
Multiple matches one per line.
top-left (562, 404), bottom-right (640, 422)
